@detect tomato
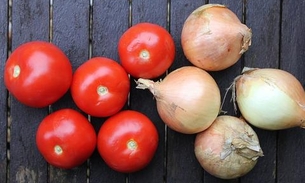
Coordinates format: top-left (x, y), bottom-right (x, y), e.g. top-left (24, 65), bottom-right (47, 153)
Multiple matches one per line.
top-left (118, 22), bottom-right (175, 79)
top-left (36, 109), bottom-right (96, 169)
top-left (97, 110), bottom-right (159, 173)
top-left (4, 41), bottom-right (72, 108)
top-left (71, 57), bottom-right (130, 117)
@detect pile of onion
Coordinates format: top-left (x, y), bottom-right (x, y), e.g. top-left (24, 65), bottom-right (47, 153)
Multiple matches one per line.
top-left (181, 4), bottom-right (252, 71)
top-left (194, 115), bottom-right (263, 179)
top-left (136, 66), bottom-right (221, 134)
top-left (233, 67), bottom-right (305, 130)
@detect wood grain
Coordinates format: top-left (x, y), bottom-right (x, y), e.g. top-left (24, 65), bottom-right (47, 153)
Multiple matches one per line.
top-left (241, 0), bottom-right (280, 182)
top-left (278, 0), bottom-right (305, 182)
top-left (49, 1), bottom-right (90, 182)
top-left (167, 1), bottom-right (205, 183)
top-left (128, 1), bottom-right (168, 183)
top-left (90, 1), bottom-right (129, 183)
top-left (9, 1), bottom-right (49, 183)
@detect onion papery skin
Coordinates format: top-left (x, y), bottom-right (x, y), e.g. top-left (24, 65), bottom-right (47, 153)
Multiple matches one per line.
top-left (235, 68), bottom-right (305, 130)
top-left (181, 4), bottom-right (252, 71)
top-left (194, 115), bottom-right (263, 179)
top-left (136, 66), bottom-right (221, 134)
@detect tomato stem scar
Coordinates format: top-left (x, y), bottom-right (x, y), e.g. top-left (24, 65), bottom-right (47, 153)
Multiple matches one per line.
top-left (127, 139), bottom-right (138, 150)
top-left (139, 50), bottom-right (150, 60)
top-left (97, 85), bottom-right (108, 96)
top-left (13, 65), bottom-right (21, 78)
top-left (54, 145), bottom-right (63, 155)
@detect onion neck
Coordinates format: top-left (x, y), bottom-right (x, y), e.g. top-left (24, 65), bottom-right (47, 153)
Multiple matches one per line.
top-left (136, 78), bottom-right (156, 95)
top-left (221, 134), bottom-right (263, 161)
top-left (239, 25), bottom-right (252, 54)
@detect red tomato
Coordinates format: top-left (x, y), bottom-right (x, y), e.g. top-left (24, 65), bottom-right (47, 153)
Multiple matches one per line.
top-left (118, 22), bottom-right (175, 79)
top-left (71, 57), bottom-right (130, 117)
top-left (97, 110), bottom-right (159, 173)
top-left (4, 41), bottom-right (72, 108)
top-left (36, 109), bottom-right (97, 169)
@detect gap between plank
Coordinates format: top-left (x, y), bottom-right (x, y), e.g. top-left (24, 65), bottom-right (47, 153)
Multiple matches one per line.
top-left (6, 0), bottom-right (13, 182)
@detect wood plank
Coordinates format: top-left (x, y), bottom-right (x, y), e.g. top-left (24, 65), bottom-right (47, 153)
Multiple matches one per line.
top-left (200, 1), bottom-right (244, 182)
top-left (49, 1), bottom-right (90, 182)
top-left (241, 0), bottom-right (280, 182)
top-left (89, 1), bottom-right (129, 183)
top-left (9, 1), bottom-right (49, 182)
top-left (205, 1), bottom-right (244, 182)
top-left (167, 1), bottom-right (205, 183)
top-left (127, 0), bottom-right (168, 183)
top-left (0, 0), bottom-right (8, 182)
top-left (191, 0), bottom-right (242, 182)
top-left (277, 0), bottom-right (305, 182)
top-left (208, 0), bottom-right (244, 116)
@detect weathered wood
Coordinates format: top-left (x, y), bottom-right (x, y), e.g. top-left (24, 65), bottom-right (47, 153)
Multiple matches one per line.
top-left (9, 1), bottom-right (50, 183)
top-left (49, 1), bottom-right (90, 183)
top-left (241, 0), bottom-right (281, 182)
top-left (89, 1), bottom-right (129, 183)
top-left (0, 0), bottom-right (8, 182)
top-left (128, 1), bottom-right (168, 183)
top-left (167, 1), bottom-right (205, 183)
top-left (277, 0), bottom-right (305, 182)
top-left (208, 0), bottom-right (244, 116)
top-left (204, 0), bottom-right (244, 182)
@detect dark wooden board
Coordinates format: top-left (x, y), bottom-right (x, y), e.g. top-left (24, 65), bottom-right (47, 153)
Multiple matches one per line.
top-left (204, 1), bottom-right (242, 182)
top-left (167, 1), bottom-right (206, 183)
top-left (48, 1), bottom-right (90, 183)
top-left (278, 0), bottom-right (305, 182)
top-left (241, 0), bottom-right (281, 182)
top-left (128, 1), bottom-right (168, 183)
top-left (89, 1), bottom-right (129, 183)
top-left (9, 1), bottom-right (50, 183)
top-left (0, 0), bottom-right (8, 181)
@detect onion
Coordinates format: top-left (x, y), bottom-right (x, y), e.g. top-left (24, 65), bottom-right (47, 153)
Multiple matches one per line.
top-left (181, 4), bottom-right (252, 71)
top-left (233, 67), bottom-right (305, 130)
top-left (136, 66), bottom-right (221, 134)
top-left (194, 115), bottom-right (263, 179)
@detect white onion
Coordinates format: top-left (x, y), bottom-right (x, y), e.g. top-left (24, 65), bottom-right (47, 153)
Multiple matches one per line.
top-left (194, 115), bottom-right (263, 179)
top-left (136, 66), bottom-right (221, 134)
top-left (234, 67), bottom-right (305, 130)
top-left (181, 4), bottom-right (252, 71)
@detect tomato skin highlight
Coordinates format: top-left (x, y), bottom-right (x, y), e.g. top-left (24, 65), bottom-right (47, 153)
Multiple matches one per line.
top-left (97, 110), bottom-right (159, 173)
top-left (118, 22), bottom-right (175, 79)
top-left (36, 109), bottom-right (97, 169)
top-left (4, 41), bottom-right (72, 108)
top-left (71, 57), bottom-right (130, 117)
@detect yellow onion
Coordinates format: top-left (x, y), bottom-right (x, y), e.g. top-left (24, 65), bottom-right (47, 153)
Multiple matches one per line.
top-left (136, 66), bottom-right (221, 134)
top-left (195, 115), bottom-right (263, 179)
top-left (234, 67), bottom-right (305, 130)
top-left (181, 4), bottom-right (252, 71)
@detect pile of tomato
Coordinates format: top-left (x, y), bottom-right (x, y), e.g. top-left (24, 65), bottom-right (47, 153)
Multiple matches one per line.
top-left (4, 23), bottom-right (175, 172)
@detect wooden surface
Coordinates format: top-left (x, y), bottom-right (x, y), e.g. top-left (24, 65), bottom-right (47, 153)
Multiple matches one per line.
top-left (1, 0), bottom-right (305, 183)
